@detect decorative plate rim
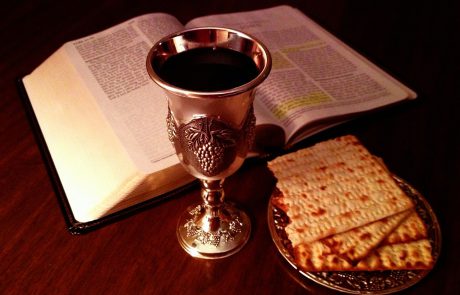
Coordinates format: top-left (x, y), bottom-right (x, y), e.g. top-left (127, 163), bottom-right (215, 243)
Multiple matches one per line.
top-left (267, 175), bottom-right (442, 294)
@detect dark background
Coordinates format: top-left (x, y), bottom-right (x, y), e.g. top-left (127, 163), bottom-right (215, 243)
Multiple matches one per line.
top-left (1, 1), bottom-right (459, 294)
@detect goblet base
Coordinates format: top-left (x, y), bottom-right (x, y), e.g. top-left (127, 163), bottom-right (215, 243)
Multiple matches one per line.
top-left (176, 202), bottom-right (251, 259)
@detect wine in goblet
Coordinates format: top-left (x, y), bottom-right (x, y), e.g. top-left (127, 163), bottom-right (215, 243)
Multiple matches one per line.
top-left (146, 27), bottom-right (271, 259)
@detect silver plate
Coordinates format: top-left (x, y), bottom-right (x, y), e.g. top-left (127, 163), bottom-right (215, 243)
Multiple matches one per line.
top-left (267, 176), bottom-right (441, 294)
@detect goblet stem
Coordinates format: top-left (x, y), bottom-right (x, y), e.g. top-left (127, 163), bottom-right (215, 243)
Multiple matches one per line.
top-left (201, 179), bottom-right (224, 205)
top-left (201, 179), bottom-right (225, 232)
top-left (176, 179), bottom-right (251, 259)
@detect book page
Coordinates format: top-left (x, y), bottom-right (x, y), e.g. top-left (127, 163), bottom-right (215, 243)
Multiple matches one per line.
top-left (186, 6), bottom-right (416, 145)
top-left (64, 13), bottom-right (184, 172)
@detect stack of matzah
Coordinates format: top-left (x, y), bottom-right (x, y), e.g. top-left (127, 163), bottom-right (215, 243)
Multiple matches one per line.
top-left (268, 135), bottom-right (434, 272)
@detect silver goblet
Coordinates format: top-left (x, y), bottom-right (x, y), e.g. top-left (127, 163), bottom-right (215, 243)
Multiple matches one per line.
top-left (146, 27), bottom-right (271, 259)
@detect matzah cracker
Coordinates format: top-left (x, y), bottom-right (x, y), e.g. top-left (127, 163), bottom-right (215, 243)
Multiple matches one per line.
top-left (268, 135), bottom-right (414, 245)
top-left (355, 239), bottom-right (434, 270)
top-left (382, 210), bottom-right (428, 245)
top-left (294, 243), bottom-right (353, 271)
top-left (316, 209), bottom-right (411, 263)
top-left (294, 239), bottom-right (434, 271)
top-left (290, 210), bottom-right (410, 271)
top-left (290, 209), bottom-right (435, 271)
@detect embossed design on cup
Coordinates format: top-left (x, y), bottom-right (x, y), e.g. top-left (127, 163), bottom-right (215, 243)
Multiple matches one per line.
top-left (167, 108), bottom-right (256, 177)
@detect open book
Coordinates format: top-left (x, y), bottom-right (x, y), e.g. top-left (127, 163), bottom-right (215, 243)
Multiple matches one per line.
top-left (20, 5), bottom-right (416, 231)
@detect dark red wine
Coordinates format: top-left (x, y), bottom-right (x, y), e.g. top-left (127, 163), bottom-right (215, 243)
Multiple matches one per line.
top-left (157, 47), bottom-right (259, 92)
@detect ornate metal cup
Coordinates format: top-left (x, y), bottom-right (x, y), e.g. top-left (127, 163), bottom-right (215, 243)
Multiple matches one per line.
top-left (146, 27), bottom-right (271, 259)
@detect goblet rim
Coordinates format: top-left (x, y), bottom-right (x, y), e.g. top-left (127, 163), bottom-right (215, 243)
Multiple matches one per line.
top-left (146, 26), bottom-right (272, 99)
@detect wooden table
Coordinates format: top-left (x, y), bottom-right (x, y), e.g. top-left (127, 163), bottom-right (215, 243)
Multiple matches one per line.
top-left (1, 1), bottom-right (459, 294)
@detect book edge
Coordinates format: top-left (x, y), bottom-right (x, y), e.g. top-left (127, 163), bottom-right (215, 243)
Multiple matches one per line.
top-left (17, 77), bottom-right (197, 234)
